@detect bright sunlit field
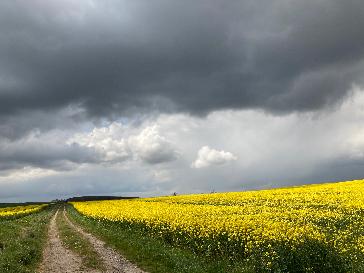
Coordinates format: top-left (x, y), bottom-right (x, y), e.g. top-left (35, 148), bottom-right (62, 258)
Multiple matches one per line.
top-left (71, 179), bottom-right (364, 272)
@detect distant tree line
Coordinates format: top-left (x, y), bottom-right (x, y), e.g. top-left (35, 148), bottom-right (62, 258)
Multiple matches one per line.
top-left (66, 196), bottom-right (139, 202)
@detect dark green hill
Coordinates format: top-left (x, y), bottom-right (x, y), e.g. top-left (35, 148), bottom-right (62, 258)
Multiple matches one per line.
top-left (66, 196), bottom-right (138, 202)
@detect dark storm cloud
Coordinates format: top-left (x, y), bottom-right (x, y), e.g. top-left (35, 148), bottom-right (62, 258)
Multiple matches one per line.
top-left (0, 138), bottom-right (98, 171)
top-left (1, 0), bottom-right (364, 122)
top-left (305, 157), bottom-right (364, 185)
top-left (0, 107), bottom-right (88, 140)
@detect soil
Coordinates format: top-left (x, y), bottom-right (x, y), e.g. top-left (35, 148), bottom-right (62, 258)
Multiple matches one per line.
top-left (38, 209), bottom-right (147, 273)
top-left (38, 210), bottom-right (88, 273)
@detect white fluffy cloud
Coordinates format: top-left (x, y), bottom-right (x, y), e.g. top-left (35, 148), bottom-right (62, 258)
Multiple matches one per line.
top-left (69, 123), bottom-right (178, 165)
top-left (68, 123), bottom-right (130, 162)
top-left (129, 125), bottom-right (179, 164)
top-left (192, 146), bottom-right (237, 169)
top-left (2, 87), bottom-right (364, 202)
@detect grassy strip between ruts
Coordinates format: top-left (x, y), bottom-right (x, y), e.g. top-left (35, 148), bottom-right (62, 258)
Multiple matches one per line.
top-left (0, 206), bottom-right (53, 273)
top-left (66, 205), bottom-right (253, 273)
top-left (57, 207), bottom-right (105, 271)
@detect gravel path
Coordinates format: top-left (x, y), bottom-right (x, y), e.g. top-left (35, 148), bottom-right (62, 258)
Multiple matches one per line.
top-left (63, 209), bottom-right (147, 273)
top-left (38, 210), bottom-right (96, 273)
top-left (38, 209), bottom-right (147, 273)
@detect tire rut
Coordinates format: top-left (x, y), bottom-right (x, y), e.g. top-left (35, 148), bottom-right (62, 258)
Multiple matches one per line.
top-left (38, 210), bottom-right (95, 273)
top-left (63, 209), bottom-right (147, 273)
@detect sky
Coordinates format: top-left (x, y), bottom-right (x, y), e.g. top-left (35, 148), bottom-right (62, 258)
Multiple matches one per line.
top-left (1, 0), bottom-right (364, 202)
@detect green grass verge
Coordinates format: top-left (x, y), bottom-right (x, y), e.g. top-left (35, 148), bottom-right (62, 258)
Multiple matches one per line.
top-left (67, 205), bottom-right (252, 273)
top-left (57, 208), bottom-right (105, 271)
top-left (0, 206), bottom-right (53, 273)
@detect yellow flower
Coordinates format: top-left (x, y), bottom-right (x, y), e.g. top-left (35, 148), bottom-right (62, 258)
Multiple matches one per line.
top-left (71, 179), bottom-right (364, 260)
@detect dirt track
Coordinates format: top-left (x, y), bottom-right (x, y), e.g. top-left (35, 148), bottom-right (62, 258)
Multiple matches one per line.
top-left (38, 209), bottom-right (146, 273)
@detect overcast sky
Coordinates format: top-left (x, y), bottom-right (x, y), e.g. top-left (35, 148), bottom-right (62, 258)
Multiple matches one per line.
top-left (1, 0), bottom-right (364, 202)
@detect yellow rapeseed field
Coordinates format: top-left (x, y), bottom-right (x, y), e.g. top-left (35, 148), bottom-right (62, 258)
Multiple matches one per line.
top-left (0, 204), bottom-right (48, 219)
top-left (71, 179), bottom-right (364, 271)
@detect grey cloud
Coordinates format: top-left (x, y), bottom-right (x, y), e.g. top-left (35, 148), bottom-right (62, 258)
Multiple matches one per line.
top-left (140, 152), bottom-right (177, 165)
top-left (0, 166), bottom-right (158, 201)
top-left (1, 87), bottom-right (364, 202)
top-left (2, 0), bottom-right (364, 202)
top-left (0, 107), bottom-right (88, 140)
top-left (0, 134), bottom-right (98, 171)
top-left (0, 120), bottom-right (179, 173)
top-left (0, 0), bottom-right (364, 124)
